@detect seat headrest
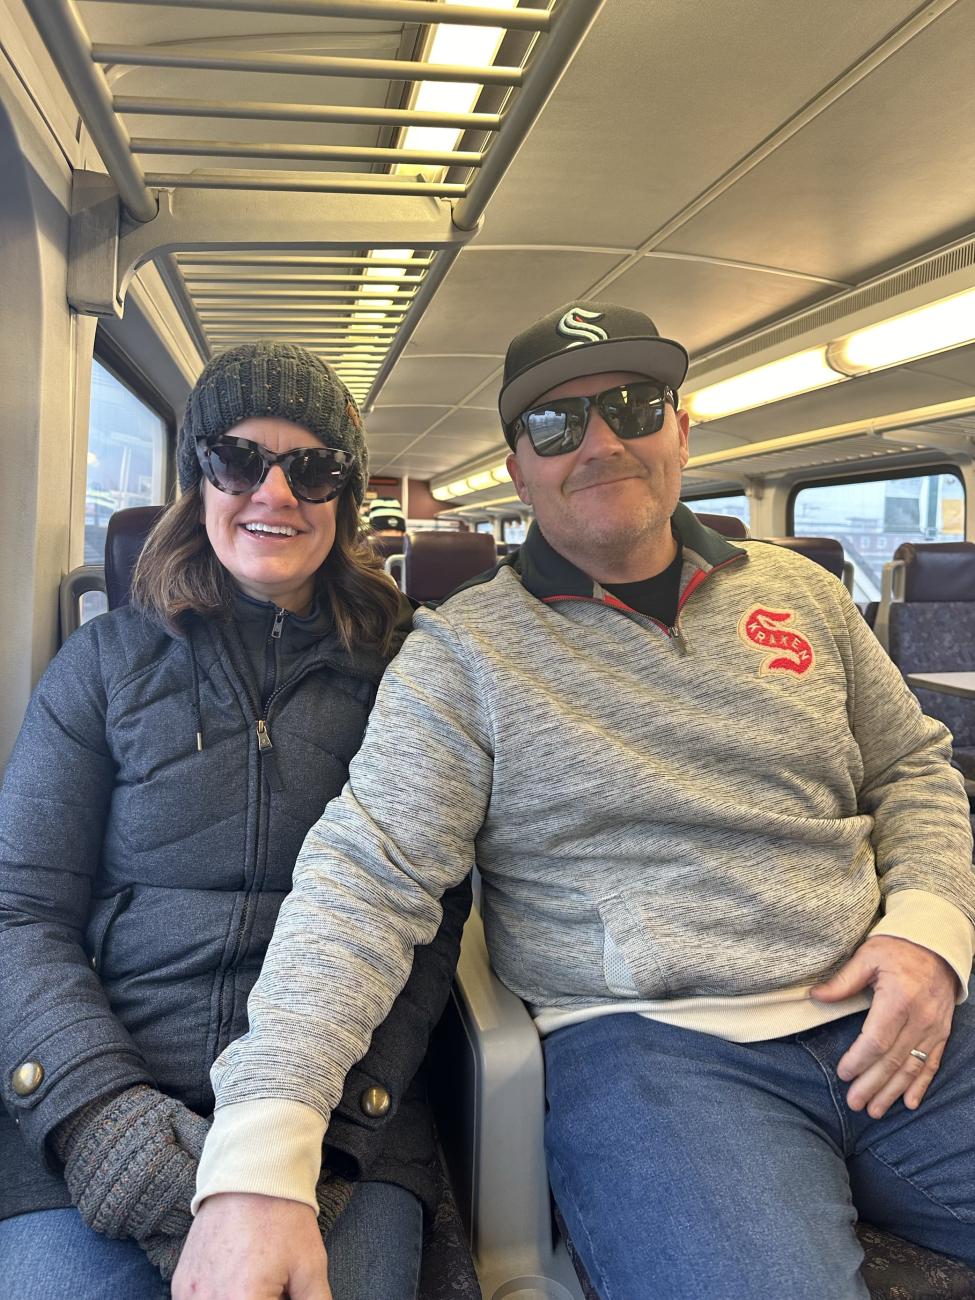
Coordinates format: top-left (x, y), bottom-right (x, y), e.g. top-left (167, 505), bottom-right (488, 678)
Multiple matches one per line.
top-left (369, 533), bottom-right (407, 560)
top-left (694, 512), bottom-right (748, 538)
top-left (893, 541), bottom-right (975, 602)
top-left (764, 536), bottom-right (845, 579)
top-left (105, 505), bottom-right (166, 610)
top-left (404, 530), bottom-right (497, 602)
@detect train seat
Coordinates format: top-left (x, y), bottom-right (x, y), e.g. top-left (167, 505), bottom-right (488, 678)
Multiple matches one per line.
top-left (762, 535), bottom-right (855, 594)
top-left (386, 529), bottom-right (499, 602)
top-left (105, 505), bottom-right (165, 609)
top-left (368, 532), bottom-right (408, 561)
top-left (694, 511), bottom-right (749, 538)
top-left (874, 541), bottom-right (975, 780)
top-left (436, 908), bottom-right (975, 1300)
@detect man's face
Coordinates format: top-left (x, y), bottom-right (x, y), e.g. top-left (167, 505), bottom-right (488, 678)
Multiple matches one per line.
top-left (506, 370), bottom-right (690, 576)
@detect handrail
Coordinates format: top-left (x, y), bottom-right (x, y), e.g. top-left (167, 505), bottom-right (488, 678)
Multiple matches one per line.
top-left (21, 0), bottom-right (157, 222)
top-left (92, 46), bottom-right (524, 87)
top-left (114, 97), bottom-right (502, 132)
top-left (24, 0), bottom-right (606, 414)
top-left (93, 0), bottom-right (552, 31)
top-left (365, 0), bottom-right (607, 405)
top-left (454, 0), bottom-right (605, 232)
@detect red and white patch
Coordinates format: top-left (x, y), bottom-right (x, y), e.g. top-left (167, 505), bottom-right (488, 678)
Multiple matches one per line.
top-left (737, 606), bottom-right (815, 676)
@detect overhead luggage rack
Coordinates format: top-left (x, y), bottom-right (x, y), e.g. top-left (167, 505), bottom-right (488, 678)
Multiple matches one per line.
top-left (24, 0), bottom-right (603, 407)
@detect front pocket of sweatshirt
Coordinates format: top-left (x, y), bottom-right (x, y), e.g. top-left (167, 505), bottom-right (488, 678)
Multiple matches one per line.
top-left (597, 894), bottom-right (673, 998)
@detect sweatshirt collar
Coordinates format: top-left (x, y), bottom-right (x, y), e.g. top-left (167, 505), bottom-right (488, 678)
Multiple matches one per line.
top-left (514, 501), bottom-right (746, 602)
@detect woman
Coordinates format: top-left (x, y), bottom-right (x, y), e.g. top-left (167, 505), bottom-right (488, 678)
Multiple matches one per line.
top-left (0, 342), bottom-right (471, 1299)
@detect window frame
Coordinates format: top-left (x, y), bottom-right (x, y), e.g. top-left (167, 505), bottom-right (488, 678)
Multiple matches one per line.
top-left (681, 489), bottom-right (751, 521)
top-left (786, 463), bottom-right (965, 536)
top-left (92, 330), bottom-right (177, 504)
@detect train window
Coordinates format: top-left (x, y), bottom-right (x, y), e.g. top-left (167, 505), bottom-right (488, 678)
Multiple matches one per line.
top-left (790, 470), bottom-right (965, 602)
top-left (502, 519), bottom-right (528, 546)
top-left (683, 493), bottom-right (751, 527)
top-left (85, 358), bottom-right (168, 565)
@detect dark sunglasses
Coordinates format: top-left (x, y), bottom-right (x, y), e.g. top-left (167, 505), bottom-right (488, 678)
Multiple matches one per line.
top-left (508, 381), bottom-right (677, 457)
top-left (196, 435), bottom-right (354, 504)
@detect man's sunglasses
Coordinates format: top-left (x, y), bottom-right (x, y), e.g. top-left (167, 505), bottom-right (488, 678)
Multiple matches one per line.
top-left (196, 436), bottom-right (354, 504)
top-left (508, 381), bottom-right (677, 458)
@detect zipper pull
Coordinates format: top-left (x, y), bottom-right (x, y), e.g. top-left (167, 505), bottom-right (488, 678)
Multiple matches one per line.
top-left (669, 623), bottom-right (689, 655)
top-left (271, 607), bottom-right (286, 640)
top-left (256, 719), bottom-right (284, 791)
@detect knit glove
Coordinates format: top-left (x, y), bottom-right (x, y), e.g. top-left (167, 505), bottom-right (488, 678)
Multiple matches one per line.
top-left (51, 1084), bottom-right (209, 1250)
top-left (315, 1166), bottom-right (356, 1240)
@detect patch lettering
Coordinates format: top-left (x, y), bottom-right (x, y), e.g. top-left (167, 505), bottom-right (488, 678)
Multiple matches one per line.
top-left (557, 307), bottom-right (608, 345)
top-left (737, 606), bottom-right (815, 676)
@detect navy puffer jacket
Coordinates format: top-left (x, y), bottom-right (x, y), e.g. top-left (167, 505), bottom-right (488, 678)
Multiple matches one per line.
top-left (0, 595), bottom-right (471, 1222)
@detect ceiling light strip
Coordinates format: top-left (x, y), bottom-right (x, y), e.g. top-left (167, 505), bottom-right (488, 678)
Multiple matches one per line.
top-left (451, 0), bottom-right (603, 233)
top-left (686, 395), bottom-right (975, 470)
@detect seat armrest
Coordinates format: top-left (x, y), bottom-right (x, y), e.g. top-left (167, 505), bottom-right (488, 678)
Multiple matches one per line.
top-left (431, 908), bottom-right (583, 1300)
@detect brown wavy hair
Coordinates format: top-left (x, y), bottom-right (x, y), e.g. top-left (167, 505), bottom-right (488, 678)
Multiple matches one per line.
top-left (130, 481), bottom-right (403, 655)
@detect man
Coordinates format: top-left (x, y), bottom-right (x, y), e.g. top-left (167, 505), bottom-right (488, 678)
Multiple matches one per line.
top-left (175, 302), bottom-right (975, 1300)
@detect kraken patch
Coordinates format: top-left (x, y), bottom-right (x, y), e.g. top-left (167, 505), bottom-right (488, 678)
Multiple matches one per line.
top-left (557, 307), bottom-right (608, 344)
top-left (737, 606), bottom-right (815, 676)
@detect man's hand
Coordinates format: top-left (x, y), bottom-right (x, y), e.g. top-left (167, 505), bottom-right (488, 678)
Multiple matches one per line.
top-left (811, 934), bottom-right (957, 1119)
top-left (172, 1193), bottom-right (331, 1300)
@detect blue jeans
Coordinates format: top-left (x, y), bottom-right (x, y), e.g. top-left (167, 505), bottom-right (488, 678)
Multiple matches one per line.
top-left (0, 1180), bottom-right (422, 1300)
top-left (543, 1004), bottom-right (975, 1300)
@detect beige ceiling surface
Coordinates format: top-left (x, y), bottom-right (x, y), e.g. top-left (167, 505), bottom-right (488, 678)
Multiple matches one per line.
top-left (67, 0), bottom-right (975, 484)
top-left (366, 0), bottom-right (975, 480)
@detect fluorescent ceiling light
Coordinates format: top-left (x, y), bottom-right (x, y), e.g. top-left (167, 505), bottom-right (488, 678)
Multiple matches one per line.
top-left (683, 347), bottom-right (844, 422)
top-left (828, 286), bottom-right (975, 375)
top-left (491, 464), bottom-right (512, 483)
top-left (466, 470), bottom-right (494, 490)
top-left (397, 0), bottom-right (517, 175)
top-left (447, 479), bottom-right (469, 497)
top-left (431, 485), bottom-right (455, 501)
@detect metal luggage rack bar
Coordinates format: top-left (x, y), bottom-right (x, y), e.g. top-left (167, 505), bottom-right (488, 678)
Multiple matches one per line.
top-left (24, 0), bottom-right (603, 407)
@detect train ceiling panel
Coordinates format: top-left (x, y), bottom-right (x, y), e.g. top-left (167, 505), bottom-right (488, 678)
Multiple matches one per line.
top-left (20, 0), bottom-right (975, 487)
top-left (661, 1), bottom-right (975, 285)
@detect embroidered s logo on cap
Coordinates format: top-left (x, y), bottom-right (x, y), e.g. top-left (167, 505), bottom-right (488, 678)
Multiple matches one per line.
top-left (557, 307), bottom-right (609, 345)
top-left (737, 606), bottom-right (815, 676)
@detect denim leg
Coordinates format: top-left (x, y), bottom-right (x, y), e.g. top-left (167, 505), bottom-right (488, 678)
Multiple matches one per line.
top-left (800, 999), bottom-right (975, 1266)
top-left (543, 1014), bottom-right (869, 1300)
top-left (0, 1207), bottom-right (170, 1300)
top-left (324, 1180), bottom-right (423, 1300)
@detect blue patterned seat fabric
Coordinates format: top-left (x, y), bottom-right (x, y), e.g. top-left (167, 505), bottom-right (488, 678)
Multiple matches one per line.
top-left (886, 542), bottom-right (975, 780)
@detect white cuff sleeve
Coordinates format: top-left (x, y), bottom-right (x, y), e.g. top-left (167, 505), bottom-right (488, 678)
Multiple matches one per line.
top-left (192, 1099), bottom-right (327, 1215)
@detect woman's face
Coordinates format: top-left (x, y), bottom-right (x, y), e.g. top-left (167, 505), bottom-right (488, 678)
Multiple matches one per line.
top-left (202, 416), bottom-right (340, 612)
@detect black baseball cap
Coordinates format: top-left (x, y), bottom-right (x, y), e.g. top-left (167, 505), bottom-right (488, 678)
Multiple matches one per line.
top-left (498, 300), bottom-right (689, 441)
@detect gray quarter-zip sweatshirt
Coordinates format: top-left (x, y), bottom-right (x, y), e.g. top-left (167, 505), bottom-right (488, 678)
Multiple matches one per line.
top-left (196, 505), bottom-right (975, 1211)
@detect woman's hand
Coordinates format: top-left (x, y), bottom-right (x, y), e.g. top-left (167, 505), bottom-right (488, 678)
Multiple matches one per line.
top-left (172, 1193), bottom-right (332, 1300)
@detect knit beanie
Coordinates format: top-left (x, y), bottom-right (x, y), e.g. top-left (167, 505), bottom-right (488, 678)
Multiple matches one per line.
top-left (178, 342), bottom-right (368, 506)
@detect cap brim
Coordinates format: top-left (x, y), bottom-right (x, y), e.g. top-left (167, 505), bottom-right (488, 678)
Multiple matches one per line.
top-left (498, 336), bottom-right (689, 427)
